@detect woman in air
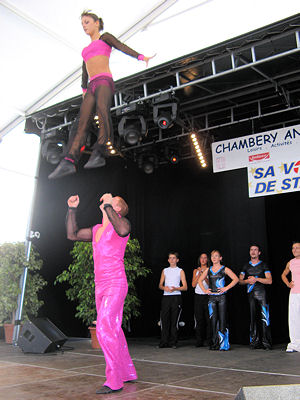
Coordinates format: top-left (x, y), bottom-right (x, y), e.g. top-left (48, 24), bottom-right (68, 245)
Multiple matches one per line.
top-left (49, 10), bottom-right (153, 179)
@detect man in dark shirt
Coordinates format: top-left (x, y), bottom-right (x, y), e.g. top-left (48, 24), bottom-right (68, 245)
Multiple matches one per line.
top-left (239, 244), bottom-right (272, 349)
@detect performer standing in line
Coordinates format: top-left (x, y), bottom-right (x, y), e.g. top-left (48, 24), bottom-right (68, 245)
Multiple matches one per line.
top-left (239, 244), bottom-right (272, 350)
top-left (192, 253), bottom-right (211, 347)
top-left (49, 10), bottom-right (154, 179)
top-left (158, 252), bottom-right (187, 348)
top-left (281, 241), bottom-right (300, 352)
top-left (198, 250), bottom-right (238, 351)
top-left (66, 193), bottom-right (137, 394)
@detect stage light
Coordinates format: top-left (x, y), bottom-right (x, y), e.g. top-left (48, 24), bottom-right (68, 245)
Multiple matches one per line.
top-left (41, 139), bottom-right (66, 165)
top-left (170, 154), bottom-right (179, 164)
top-left (143, 160), bottom-right (154, 174)
top-left (157, 112), bottom-right (172, 129)
top-left (153, 99), bottom-right (178, 130)
top-left (104, 140), bottom-right (117, 155)
top-left (190, 132), bottom-right (207, 168)
top-left (118, 115), bottom-right (147, 145)
top-left (164, 146), bottom-right (180, 165)
top-left (138, 153), bottom-right (158, 174)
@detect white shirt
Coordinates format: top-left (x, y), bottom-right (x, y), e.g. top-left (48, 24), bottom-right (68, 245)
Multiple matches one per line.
top-left (195, 269), bottom-right (209, 295)
top-left (163, 266), bottom-right (182, 296)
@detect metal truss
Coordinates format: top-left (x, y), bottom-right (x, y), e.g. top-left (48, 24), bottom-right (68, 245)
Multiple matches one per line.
top-left (112, 29), bottom-right (300, 110)
top-left (24, 16), bottom-right (300, 167)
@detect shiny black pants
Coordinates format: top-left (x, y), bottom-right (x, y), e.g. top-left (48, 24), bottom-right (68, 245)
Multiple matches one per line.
top-left (208, 294), bottom-right (229, 350)
top-left (248, 290), bottom-right (272, 349)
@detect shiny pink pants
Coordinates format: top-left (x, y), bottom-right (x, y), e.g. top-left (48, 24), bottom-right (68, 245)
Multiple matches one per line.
top-left (95, 284), bottom-right (137, 390)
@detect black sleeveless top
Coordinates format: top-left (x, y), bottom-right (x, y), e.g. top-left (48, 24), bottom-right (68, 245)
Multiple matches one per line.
top-left (208, 266), bottom-right (226, 294)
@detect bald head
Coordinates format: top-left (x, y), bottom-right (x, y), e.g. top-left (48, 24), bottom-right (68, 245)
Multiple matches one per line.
top-left (114, 196), bottom-right (129, 217)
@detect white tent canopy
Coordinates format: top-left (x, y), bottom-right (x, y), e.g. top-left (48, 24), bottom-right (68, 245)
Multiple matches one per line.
top-left (1, 0), bottom-right (299, 139)
top-left (0, 0), bottom-right (299, 243)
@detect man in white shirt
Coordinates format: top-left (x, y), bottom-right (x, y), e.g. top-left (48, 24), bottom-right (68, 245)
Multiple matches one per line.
top-left (158, 252), bottom-right (187, 348)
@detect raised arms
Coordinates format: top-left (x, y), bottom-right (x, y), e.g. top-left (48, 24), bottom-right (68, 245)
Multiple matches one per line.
top-left (66, 195), bottom-right (93, 241)
top-left (103, 204), bottom-right (131, 237)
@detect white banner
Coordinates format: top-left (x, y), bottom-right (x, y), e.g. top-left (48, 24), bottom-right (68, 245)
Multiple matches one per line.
top-left (212, 124), bottom-right (300, 173)
top-left (248, 159), bottom-right (300, 197)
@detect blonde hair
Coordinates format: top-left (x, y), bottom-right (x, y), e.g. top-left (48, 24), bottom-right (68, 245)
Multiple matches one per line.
top-left (211, 249), bottom-right (222, 256)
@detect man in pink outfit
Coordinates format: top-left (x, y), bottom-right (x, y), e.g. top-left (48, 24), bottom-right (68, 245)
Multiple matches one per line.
top-left (66, 193), bottom-right (137, 394)
top-left (281, 241), bottom-right (300, 353)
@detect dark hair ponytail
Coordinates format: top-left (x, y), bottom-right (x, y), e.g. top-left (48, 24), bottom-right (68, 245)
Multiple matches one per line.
top-left (99, 18), bottom-right (104, 31)
top-left (81, 10), bottom-right (104, 31)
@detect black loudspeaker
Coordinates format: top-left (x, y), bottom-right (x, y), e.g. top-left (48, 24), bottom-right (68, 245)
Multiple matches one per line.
top-left (235, 384), bottom-right (300, 399)
top-left (17, 318), bottom-right (67, 353)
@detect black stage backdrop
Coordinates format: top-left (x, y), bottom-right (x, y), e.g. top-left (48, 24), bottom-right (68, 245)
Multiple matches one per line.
top-left (31, 154), bottom-right (300, 344)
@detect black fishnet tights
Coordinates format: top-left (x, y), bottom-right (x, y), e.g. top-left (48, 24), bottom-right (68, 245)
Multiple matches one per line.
top-left (67, 84), bottom-right (113, 162)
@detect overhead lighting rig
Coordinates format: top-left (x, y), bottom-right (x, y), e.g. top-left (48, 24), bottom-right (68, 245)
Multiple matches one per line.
top-left (170, 154), bottom-right (179, 164)
top-left (137, 153), bottom-right (159, 174)
top-left (41, 139), bottom-right (66, 164)
top-left (106, 140), bottom-right (117, 155)
top-left (165, 146), bottom-right (179, 165)
top-left (117, 103), bottom-right (147, 146)
top-left (152, 93), bottom-right (178, 130)
top-left (41, 127), bottom-right (68, 165)
top-left (190, 132), bottom-right (207, 167)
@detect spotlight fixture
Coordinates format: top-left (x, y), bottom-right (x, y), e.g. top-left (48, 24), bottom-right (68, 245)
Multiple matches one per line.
top-left (170, 154), bottom-right (179, 164)
top-left (153, 103), bottom-right (178, 129)
top-left (118, 115), bottom-right (147, 145)
top-left (165, 146), bottom-right (179, 165)
top-left (190, 132), bottom-right (207, 168)
top-left (137, 153), bottom-right (158, 174)
top-left (152, 94), bottom-right (178, 130)
top-left (143, 159), bottom-right (154, 174)
top-left (41, 139), bottom-right (66, 164)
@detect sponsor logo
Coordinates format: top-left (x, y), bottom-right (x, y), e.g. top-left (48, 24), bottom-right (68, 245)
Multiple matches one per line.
top-left (249, 153), bottom-right (270, 162)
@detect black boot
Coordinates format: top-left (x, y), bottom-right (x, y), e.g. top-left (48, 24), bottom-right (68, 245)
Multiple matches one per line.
top-left (84, 148), bottom-right (106, 169)
top-left (48, 158), bottom-right (76, 179)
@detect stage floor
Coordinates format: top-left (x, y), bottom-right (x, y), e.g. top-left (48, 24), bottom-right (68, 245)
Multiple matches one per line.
top-left (0, 338), bottom-right (299, 399)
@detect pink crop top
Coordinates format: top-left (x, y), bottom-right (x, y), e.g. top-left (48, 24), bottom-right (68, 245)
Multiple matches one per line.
top-left (81, 32), bottom-right (144, 92)
top-left (82, 39), bottom-right (112, 62)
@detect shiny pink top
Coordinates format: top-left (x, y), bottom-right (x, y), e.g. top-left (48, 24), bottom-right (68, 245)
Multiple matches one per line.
top-left (92, 222), bottom-right (129, 286)
top-left (290, 258), bottom-right (300, 294)
top-left (82, 39), bottom-right (112, 62)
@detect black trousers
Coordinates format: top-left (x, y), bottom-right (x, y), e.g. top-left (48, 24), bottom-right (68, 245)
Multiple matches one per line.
top-left (160, 295), bottom-right (182, 346)
top-left (248, 290), bottom-right (272, 348)
top-left (194, 294), bottom-right (211, 345)
top-left (208, 294), bottom-right (227, 349)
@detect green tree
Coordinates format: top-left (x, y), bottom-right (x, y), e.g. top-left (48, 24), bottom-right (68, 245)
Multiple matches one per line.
top-left (55, 238), bottom-right (150, 328)
top-left (0, 242), bottom-right (47, 324)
